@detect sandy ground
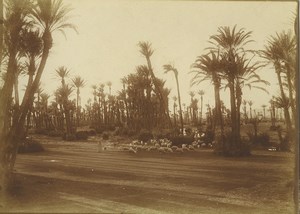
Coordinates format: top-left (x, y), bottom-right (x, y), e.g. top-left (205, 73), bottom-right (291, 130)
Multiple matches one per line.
top-left (1, 134), bottom-right (297, 214)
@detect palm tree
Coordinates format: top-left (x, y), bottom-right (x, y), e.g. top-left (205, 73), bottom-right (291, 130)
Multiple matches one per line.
top-left (0, 0), bottom-right (33, 128)
top-left (261, 104), bottom-right (267, 119)
top-left (172, 96), bottom-right (177, 126)
top-left (198, 90), bottom-right (205, 124)
top-left (209, 25), bottom-right (257, 145)
top-left (107, 81), bottom-right (112, 95)
top-left (260, 31), bottom-right (295, 129)
top-left (242, 100), bottom-right (248, 122)
top-left (19, 29), bottom-right (43, 116)
top-left (16, 0), bottom-right (77, 131)
top-left (191, 51), bottom-right (223, 132)
top-left (163, 64), bottom-right (184, 134)
top-left (138, 41), bottom-right (171, 127)
top-left (56, 66), bottom-right (70, 86)
top-left (248, 101), bottom-right (253, 119)
top-left (57, 84), bottom-right (74, 138)
top-left (72, 76), bottom-right (85, 126)
top-left (0, 0), bottom-right (34, 191)
top-left (0, 0), bottom-right (76, 191)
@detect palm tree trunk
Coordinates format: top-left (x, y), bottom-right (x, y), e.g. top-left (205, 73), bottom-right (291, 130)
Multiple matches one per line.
top-left (285, 65), bottom-right (296, 124)
top-left (229, 82), bottom-right (237, 145)
top-left (175, 75), bottom-right (184, 135)
top-left (276, 68), bottom-right (292, 131)
top-left (14, 74), bottom-right (19, 108)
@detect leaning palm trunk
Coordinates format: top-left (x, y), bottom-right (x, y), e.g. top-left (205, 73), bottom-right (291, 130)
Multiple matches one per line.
top-left (175, 76), bottom-right (184, 135)
top-left (285, 64), bottom-right (296, 124)
top-left (275, 66), bottom-right (292, 131)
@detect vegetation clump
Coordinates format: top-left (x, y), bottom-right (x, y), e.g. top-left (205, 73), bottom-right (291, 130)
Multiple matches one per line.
top-left (18, 138), bottom-right (44, 154)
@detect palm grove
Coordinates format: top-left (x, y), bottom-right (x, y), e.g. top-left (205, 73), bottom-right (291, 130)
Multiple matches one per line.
top-left (0, 0), bottom-right (297, 193)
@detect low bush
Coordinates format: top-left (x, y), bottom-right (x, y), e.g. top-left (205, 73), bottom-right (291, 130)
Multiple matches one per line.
top-left (62, 133), bottom-right (77, 141)
top-left (48, 130), bottom-right (64, 137)
top-left (88, 129), bottom-right (97, 136)
top-left (18, 138), bottom-right (44, 153)
top-left (76, 131), bottom-right (88, 140)
top-left (102, 132), bottom-right (109, 140)
top-left (248, 132), bottom-right (271, 147)
top-left (169, 136), bottom-right (194, 147)
top-left (214, 133), bottom-right (251, 157)
top-left (138, 130), bottom-right (153, 142)
top-left (35, 128), bottom-right (49, 135)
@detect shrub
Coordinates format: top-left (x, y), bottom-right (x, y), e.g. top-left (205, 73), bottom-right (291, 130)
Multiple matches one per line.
top-left (88, 129), bottom-right (97, 136)
top-left (95, 127), bottom-right (105, 134)
top-left (18, 138), bottom-right (44, 153)
top-left (102, 132), bottom-right (109, 140)
top-left (138, 130), bottom-right (153, 142)
top-left (62, 133), bottom-right (77, 141)
top-left (214, 133), bottom-right (251, 156)
top-left (248, 132), bottom-right (270, 147)
top-left (35, 128), bottom-right (49, 135)
top-left (76, 131), bottom-right (88, 140)
top-left (48, 130), bottom-right (64, 137)
top-left (169, 136), bottom-right (194, 147)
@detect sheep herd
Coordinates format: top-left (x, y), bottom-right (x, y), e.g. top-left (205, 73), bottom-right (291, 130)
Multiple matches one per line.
top-left (121, 138), bottom-right (212, 154)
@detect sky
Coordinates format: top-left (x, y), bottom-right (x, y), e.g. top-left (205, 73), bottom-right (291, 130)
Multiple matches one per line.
top-left (19, 0), bottom-right (297, 113)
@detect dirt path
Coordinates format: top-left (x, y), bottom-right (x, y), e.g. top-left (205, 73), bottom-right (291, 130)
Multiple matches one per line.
top-left (1, 135), bottom-right (296, 213)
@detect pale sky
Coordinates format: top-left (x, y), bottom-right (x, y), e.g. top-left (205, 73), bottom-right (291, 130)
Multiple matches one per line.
top-left (19, 0), bottom-right (297, 113)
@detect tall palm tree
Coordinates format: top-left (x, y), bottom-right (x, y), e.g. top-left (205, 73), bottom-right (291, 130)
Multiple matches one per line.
top-left (72, 76), bottom-right (85, 110)
top-left (17, 0), bottom-right (77, 130)
top-left (260, 31), bottom-right (295, 129)
top-left (172, 96), bottom-right (177, 126)
top-left (0, 0), bottom-right (76, 191)
top-left (57, 84), bottom-right (74, 138)
top-left (163, 64), bottom-right (184, 134)
top-left (209, 25), bottom-right (257, 145)
top-left (248, 101), bottom-right (253, 119)
top-left (191, 51), bottom-right (223, 132)
top-left (0, 0), bottom-right (34, 192)
top-left (261, 104), bottom-right (267, 119)
top-left (56, 66), bottom-right (70, 86)
top-left (19, 29), bottom-right (43, 114)
top-left (242, 100), bottom-right (248, 122)
top-left (72, 76), bottom-right (85, 126)
top-left (198, 90), bottom-right (205, 124)
top-left (138, 41), bottom-right (171, 127)
top-left (107, 81), bottom-right (112, 95)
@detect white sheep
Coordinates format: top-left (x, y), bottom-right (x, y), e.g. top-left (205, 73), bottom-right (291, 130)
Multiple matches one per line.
top-left (171, 145), bottom-right (178, 151)
top-left (188, 145), bottom-right (195, 151)
top-left (158, 147), bottom-right (166, 153)
top-left (182, 147), bottom-right (190, 152)
top-left (129, 147), bottom-right (137, 154)
top-left (165, 147), bottom-right (173, 153)
top-left (175, 148), bottom-right (184, 153)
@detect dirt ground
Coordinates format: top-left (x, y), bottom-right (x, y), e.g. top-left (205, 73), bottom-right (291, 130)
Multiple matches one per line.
top-left (0, 134), bottom-right (297, 214)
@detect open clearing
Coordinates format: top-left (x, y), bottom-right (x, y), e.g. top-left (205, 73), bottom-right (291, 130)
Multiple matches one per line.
top-left (1, 134), bottom-right (296, 214)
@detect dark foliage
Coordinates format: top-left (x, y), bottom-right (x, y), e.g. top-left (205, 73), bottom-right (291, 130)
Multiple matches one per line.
top-left (18, 138), bottom-right (45, 153)
top-left (248, 132), bottom-right (271, 147)
top-left (169, 136), bottom-right (194, 147)
top-left (138, 130), bottom-right (153, 142)
top-left (102, 132), bottom-right (109, 140)
top-left (75, 131), bottom-right (88, 140)
top-left (214, 133), bottom-right (251, 157)
top-left (48, 130), bottom-right (64, 137)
